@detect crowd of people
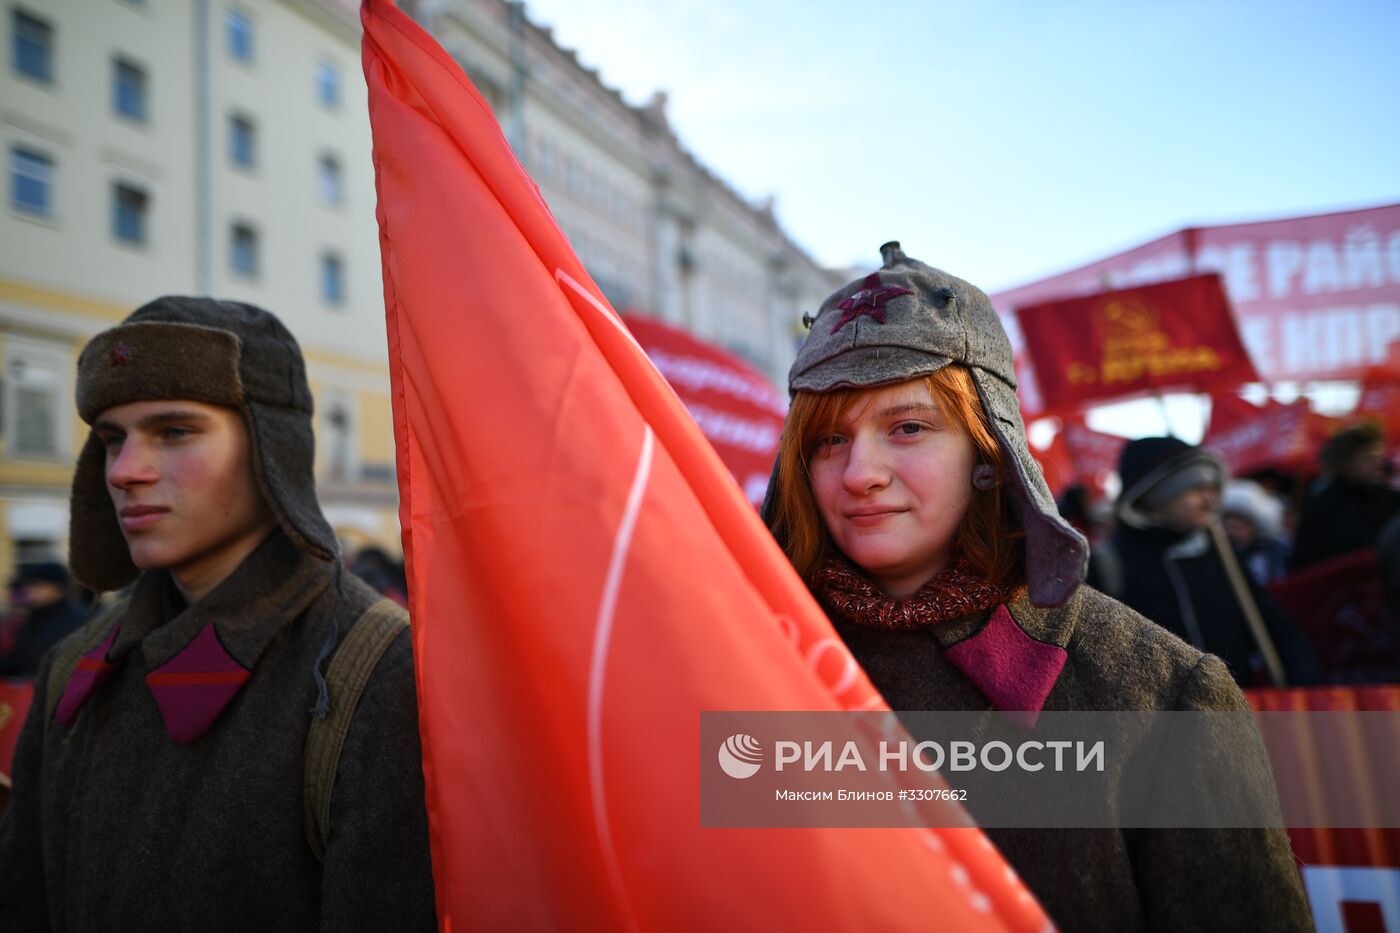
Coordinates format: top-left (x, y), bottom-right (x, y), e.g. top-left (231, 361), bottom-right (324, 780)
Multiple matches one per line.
top-left (1058, 422), bottom-right (1400, 687)
top-left (0, 258), bottom-right (1393, 929)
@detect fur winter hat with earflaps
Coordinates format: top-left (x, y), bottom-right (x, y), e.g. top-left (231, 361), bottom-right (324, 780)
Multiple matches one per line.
top-left (762, 242), bottom-right (1088, 608)
top-left (70, 296), bottom-right (338, 592)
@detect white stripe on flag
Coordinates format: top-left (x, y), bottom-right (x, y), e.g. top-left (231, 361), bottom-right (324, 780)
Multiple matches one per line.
top-left (587, 424), bottom-right (654, 933)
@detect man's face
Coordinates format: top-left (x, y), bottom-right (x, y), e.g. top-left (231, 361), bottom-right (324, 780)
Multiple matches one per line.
top-left (18, 580), bottom-right (64, 609)
top-left (94, 400), bottom-right (276, 595)
top-left (1340, 442), bottom-right (1387, 486)
top-left (1153, 483), bottom-right (1221, 532)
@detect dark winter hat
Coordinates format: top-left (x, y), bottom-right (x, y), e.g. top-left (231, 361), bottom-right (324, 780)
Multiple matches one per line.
top-left (69, 296), bottom-right (337, 591)
top-left (14, 561), bottom-right (69, 588)
top-left (1115, 436), bottom-right (1225, 529)
top-left (769, 242), bottom-right (1088, 608)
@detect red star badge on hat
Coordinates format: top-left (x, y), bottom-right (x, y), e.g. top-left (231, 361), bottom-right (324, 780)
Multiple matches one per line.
top-left (111, 341), bottom-right (133, 366)
top-left (830, 273), bottom-right (913, 333)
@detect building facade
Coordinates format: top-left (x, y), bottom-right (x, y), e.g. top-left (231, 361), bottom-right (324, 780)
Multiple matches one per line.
top-left (407, 0), bottom-right (838, 379)
top-left (0, 0), bottom-right (398, 578)
top-left (0, 0), bottom-right (834, 584)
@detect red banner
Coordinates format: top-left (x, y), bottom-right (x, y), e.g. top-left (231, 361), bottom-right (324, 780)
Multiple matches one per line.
top-left (1030, 430), bottom-right (1074, 500)
top-left (993, 203), bottom-right (1400, 414)
top-left (621, 315), bottom-right (785, 507)
top-left (1016, 274), bottom-right (1258, 410)
top-left (1267, 550), bottom-right (1396, 683)
top-left (361, 2), bottom-right (1036, 930)
top-left (1204, 395), bottom-right (1344, 479)
top-left (0, 679), bottom-right (33, 777)
top-left (1357, 379), bottom-right (1400, 444)
top-left (1030, 419), bottom-right (1128, 501)
top-left (1246, 686), bottom-right (1400, 931)
top-left (1062, 420), bottom-right (1129, 495)
top-left (1203, 395), bottom-right (1319, 476)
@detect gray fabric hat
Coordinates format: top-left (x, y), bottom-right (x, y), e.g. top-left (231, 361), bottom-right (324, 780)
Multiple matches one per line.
top-left (1114, 436), bottom-right (1226, 530)
top-left (766, 242), bottom-right (1088, 608)
top-left (70, 296), bottom-right (338, 592)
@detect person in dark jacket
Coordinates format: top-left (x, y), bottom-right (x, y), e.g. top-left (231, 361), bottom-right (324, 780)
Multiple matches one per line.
top-left (763, 243), bottom-right (1313, 932)
top-left (1109, 437), bottom-right (1321, 688)
top-left (0, 562), bottom-right (86, 679)
top-left (1291, 423), bottom-right (1400, 570)
top-left (0, 297), bottom-right (436, 931)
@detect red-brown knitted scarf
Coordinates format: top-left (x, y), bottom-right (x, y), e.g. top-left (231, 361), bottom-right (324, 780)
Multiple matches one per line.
top-left (814, 556), bottom-right (1014, 631)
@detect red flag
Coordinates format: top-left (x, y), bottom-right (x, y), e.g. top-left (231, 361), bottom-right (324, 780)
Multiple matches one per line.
top-left (1030, 428), bottom-right (1074, 500)
top-left (1203, 394), bottom-right (1342, 475)
top-left (360, 2), bottom-right (1040, 930)
top-left (1017, 274), bottom-right (1258, 410)
top-left (1028, 418), bottom-right (1126, 500)
top-left (1061, 419), bottom-right (1128, 497)
top-left (0, 678), bottom-right (33, 775)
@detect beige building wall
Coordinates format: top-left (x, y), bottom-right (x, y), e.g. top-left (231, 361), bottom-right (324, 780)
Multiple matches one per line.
top-left (0, 0), bottom-right (399, 596)
top-left (0, 0), bottom-right (833, 596)
top-left (413, 0), bottom-right (839, 384)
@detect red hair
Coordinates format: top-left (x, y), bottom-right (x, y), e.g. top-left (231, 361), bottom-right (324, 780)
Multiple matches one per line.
top-left (770, 365), bottom-right (1024, 588)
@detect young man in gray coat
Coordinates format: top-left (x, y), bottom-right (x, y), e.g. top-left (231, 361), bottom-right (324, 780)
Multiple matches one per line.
top-left (0, 297), bottom-right (436, 931)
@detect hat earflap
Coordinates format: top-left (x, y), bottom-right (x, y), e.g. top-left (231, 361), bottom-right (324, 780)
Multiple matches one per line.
top-left (68, 433), bottom-right (141, 592)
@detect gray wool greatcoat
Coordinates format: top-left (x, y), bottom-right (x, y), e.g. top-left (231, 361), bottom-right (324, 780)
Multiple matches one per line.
top-left (826, 583), bottom-right (1315, 933)
top-left (0, 530), bottom-right (437, 932)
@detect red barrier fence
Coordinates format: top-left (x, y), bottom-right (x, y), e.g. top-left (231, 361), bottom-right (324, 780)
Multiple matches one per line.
top-left (1246, 686), bottom-right (1400, 932)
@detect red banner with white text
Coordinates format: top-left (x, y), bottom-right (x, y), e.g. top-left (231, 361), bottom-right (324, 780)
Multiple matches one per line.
top-left (993, 203), bottom-right (1400, 415)
top-left (1203, 395), bottom-right (1340, 476)
top-left (1016, 274), bottom-right (1258, 410)
top-left (621, 314), bottom-right (785, 507)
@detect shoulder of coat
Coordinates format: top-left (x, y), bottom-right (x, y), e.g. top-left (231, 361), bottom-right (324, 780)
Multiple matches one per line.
top-left (1059, 584), bottom-right (1209, 709)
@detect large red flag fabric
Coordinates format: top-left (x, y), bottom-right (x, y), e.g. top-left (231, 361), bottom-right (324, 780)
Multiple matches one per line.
top-left (360, 3), bottom-right (1041, 931)
top-left (1016, 274), bottom-right (1258, 411)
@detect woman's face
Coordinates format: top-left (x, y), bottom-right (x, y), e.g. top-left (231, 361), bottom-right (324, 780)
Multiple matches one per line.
top-left (807, 379), bottom-right (977, 598)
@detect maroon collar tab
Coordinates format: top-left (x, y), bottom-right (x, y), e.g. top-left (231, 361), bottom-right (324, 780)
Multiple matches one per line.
top-left (942, 604), bottom-right (1067, 729)
top-left (144, 623), bottom-right (252, 744)
top-left (55, 623), bottom-right (123, 726)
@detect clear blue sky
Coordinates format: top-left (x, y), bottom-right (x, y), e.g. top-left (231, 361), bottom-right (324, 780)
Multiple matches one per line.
top-left (523, 0), bottom-right (1400, 294)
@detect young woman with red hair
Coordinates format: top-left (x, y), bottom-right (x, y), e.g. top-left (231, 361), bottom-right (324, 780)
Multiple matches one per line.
top-left (761, 243), bottom-right (1312, 931)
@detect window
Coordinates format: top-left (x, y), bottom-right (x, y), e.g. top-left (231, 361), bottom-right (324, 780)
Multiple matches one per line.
top-left (316, 60), bottom-right (338, 108)
top-left (111, 182), bottom-right (148, 244)
top-left (318, 154), bottom-right (342, 206)
top-left (11, 8), bottom-right (52, 83)
top-left (3, 338), bottom-right (69, 460)
top-left (225, 8), bottom-right (252, 62)
top-left (112, 56), bottom-right (147, 122)
top-left (10, 146), bottom-right (52, 215)
top-left (229, 113), bottom-right (255, 168)
top-left (318, 388), bottom-right (355, 482)
top-left (320, 252), bottom-right (344, 306)
top-left (230, 222), bottom-right (258, 277)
